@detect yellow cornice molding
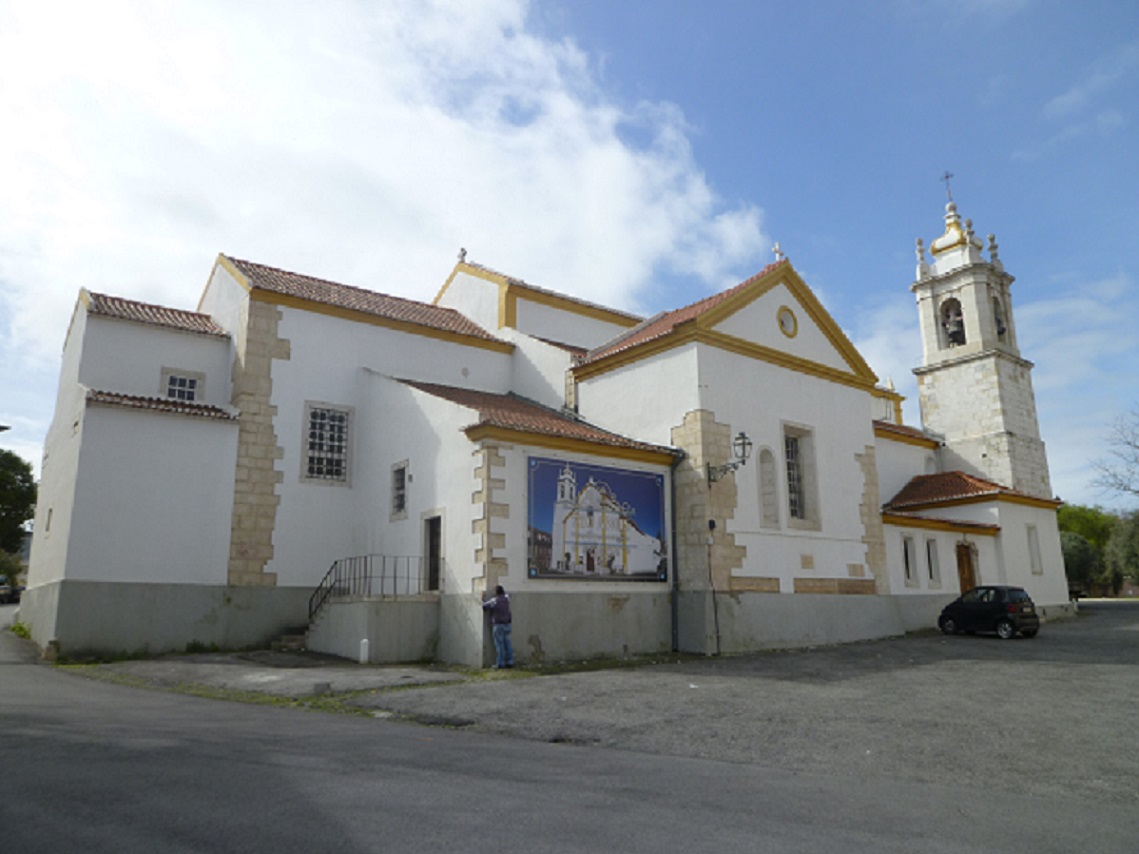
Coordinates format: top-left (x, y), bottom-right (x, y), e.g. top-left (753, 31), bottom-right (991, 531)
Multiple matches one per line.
top-left (432, 262), bottom-right (640, 331)
top-left (572, 325), bottom-right (700, 380)
top-left (697, 264), bottom-right (877, 383)
top-left (873, 424), bottom-right (940, 449)
top-left (889, 491), bottom-right (1061, 513)
top-left (249, 289), bottom-right (515, 354)
top-left (432, 261), bottom-right (509, 306)
top-left (572, 324), bottom-right (877, 392)
top-left (464, 424), bottom-right (676, 466)
top-left (882, 512), bottom-right (1000, 536)
top-left (504, 280), bottom-right (641, 330)
top-left (701, 330), bottom-right (879, 390)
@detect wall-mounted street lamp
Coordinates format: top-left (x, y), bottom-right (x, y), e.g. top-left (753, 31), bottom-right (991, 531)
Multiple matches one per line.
top-left (707, 431), bottom-right (753, 485)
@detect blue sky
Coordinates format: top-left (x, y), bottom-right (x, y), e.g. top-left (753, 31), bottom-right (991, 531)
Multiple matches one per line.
top-left (1, 0), bottom-right (1136, 509)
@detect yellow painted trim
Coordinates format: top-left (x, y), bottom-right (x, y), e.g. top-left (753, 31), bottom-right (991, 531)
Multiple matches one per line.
top-left (432, 262), bottom-right (640, 331)
top-left (701, 330), bottom-right (879, 389)
top-left (500, 287), bottom-right (517, 330)
top-left (573, 324), bottom-right (879, 392)
top-left (895, 398), bottom-right (904, 423)
top-left (890, 492), bottom-right (1061, 512)
top-left (698, 264), bottom-right (878, 383)
top-left (873, 425), bottom-right (940, 450)
top-left (464, 425), bottom-right (676, 466)
top-left (249, 289), bottom-right (515, 355)
top-left (572, 324), bottom-right (699, 380)
top-left (504, 281), bottom-right (641, 329)
top-left (882, 512), bottom-right (1000, 536)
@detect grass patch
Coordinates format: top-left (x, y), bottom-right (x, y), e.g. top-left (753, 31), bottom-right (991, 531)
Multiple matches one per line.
top-left (61, 664), bottom-right (375, 716)
top-left (8, 621), bottom-right (30, 640)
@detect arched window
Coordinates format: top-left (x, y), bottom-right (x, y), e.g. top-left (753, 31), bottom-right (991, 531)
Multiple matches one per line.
top-left (758, 448), bottom-right (779, 528)
top-left (992, 296), bottom-right (1007, 341)
top-left (940, 298), bottom-right (966, 346)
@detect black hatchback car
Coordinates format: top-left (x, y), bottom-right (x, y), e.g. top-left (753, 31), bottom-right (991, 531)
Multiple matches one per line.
top-left (938, 585), bottom-right (1039, 639)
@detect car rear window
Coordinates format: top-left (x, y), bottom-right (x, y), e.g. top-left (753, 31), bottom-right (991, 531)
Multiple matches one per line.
top-left (1007, 589), bottom-right (1031, 603)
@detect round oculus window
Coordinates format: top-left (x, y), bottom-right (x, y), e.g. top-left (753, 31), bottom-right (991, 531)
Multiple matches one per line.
top-left (777, 306), bottom-right (798, 337)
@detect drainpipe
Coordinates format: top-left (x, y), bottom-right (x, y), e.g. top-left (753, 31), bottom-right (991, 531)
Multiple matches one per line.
top-left (669, 449), bottom-right (687, 652)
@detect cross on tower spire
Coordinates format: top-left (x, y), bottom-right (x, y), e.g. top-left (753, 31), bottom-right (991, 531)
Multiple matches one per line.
top-left (941, 170), bottom-right (954, 202)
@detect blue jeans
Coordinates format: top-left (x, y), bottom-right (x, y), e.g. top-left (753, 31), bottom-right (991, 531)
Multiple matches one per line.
top-left (492, 622), bottom-right (513, 668)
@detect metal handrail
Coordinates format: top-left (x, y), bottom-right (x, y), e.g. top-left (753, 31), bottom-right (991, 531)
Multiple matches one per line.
top-left (308, 555), bottom-right (436, 622)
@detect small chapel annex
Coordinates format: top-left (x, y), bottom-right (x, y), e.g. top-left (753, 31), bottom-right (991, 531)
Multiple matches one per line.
top-left (22, 201), bottom-right (1073, 664)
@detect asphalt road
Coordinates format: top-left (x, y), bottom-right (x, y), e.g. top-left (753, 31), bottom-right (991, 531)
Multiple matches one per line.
top-left (2, 601), bottom-right (1138, 853)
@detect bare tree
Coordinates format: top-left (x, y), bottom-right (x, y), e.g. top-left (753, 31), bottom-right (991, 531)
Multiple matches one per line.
top-left (1095, 406), bottom-right (1139, 499)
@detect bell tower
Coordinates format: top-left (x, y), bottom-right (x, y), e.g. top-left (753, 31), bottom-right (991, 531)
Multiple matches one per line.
top-left (911, 199), bottom-right (1052, 498)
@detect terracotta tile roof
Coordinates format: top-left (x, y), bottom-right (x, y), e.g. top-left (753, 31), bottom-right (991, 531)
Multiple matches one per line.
top-left (400, 381), bottom-right (676, 455)
top-left (87, 292), bottom-right (228, 338)
top-left (86, 390), bottom-right (237, 421)
top-left (227, 257), bottom-right (502, 342)
top-left (582, 259), bottom-right (787, 363)
top-left (884, 471), bottom-right (1026, 510)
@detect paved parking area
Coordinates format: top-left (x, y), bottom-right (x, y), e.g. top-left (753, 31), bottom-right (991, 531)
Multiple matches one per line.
top-left (351, 600), bottom-right (1139, 806)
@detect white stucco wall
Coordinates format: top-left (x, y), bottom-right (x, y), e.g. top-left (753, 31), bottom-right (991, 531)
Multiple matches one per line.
top-left (712, 282), bottom-right (851, 373)
top-left (434, 270), bottom-right (502, 334)
top-left (503, 330), bottom-right (575, 410)
top-left (574, 345), bottom-right (701, 444)
top-left (700, 347), bottom-right (876, 586)
top-left (66, 405), bottom-right (237, 584)
top-left (79, 315), bottom-right (232, 406)
top-left (875, 434), bottom-right (939, 504)
top-left (513, 296), bottom-right (635, 350)
top-left (990, 502), bottom-right (1069, 611)
top-left (262, 304), bottom-right (515, 587)
top-left (882, 525), bottom-right (995, 597)
top-left (27, 300), bottom-right (90, 588)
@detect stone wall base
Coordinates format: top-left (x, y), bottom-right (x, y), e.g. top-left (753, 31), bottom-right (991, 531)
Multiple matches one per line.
top-left (17, 581), bottom-right (309, 658)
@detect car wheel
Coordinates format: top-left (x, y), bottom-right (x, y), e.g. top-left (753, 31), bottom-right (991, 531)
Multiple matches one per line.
top-left (1021, 629), bottom-right (1038, 638)
top-left (996, 619), bottom-right (1016, 640)
top-left (939, 616), bottom-right (958, 635)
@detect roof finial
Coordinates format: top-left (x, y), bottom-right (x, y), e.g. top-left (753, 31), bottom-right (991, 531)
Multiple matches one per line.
top-left (458, 247), bottom-right (467, 263)
top-left (941, 170), bottom-right (954, 202)
top-left (772, 241), bottom-right (784, 262)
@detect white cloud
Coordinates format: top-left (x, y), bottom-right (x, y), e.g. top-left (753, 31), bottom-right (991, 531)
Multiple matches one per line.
top-left (0, 0), bottom-right (768, 376)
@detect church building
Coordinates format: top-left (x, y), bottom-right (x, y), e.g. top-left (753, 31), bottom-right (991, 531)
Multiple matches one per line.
top-left (21, 201), bottom-right (1073, 663)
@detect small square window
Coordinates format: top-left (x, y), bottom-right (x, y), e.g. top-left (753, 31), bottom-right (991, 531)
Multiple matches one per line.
top-left (161, 368), bottom-right (205, 402)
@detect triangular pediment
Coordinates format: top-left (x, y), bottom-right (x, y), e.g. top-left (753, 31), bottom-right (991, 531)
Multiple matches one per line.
top-left (698, 264), bottom-right (878, 384)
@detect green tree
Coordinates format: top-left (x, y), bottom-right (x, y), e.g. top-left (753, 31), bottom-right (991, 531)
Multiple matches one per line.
top-left (0, 449), bottom-right (36, 554)
top-left (1104, 511), bottom-right (1139, 594)
top-left (1056, 504), bottom-right (1117, 552)
top-left (1060, 531), bottom-right (1099, 593)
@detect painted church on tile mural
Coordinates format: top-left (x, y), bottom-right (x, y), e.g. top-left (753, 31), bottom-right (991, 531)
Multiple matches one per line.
top-left (22, 199), bottom-right (1073, 664)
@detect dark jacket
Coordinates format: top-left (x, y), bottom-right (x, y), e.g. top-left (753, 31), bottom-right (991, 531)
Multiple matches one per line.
top-left (482, 593), bottom-right (512, 625)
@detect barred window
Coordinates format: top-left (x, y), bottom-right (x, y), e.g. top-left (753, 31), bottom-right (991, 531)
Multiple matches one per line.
top-left (391, 461), bottom-right (408, 520)
top-left (305, 405), bottom-right (349, 483)
top-left (783, 423), bottom-right (819, 530)
top-left (785, 434), bottom-right (804, 520)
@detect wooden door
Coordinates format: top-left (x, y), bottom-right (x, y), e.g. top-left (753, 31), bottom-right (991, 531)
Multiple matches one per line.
top-left (955, 543), bottom-right (976, 593)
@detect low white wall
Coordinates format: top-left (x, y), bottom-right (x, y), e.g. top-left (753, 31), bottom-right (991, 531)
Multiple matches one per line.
top-left (17, 581), bottom-right (309, 657)
top-left (505, 591), bottom-right (673, 665)
top-left (679, 591), bottom-right (950, 654)
top-left (306, 597), bottom-right (440, 663)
